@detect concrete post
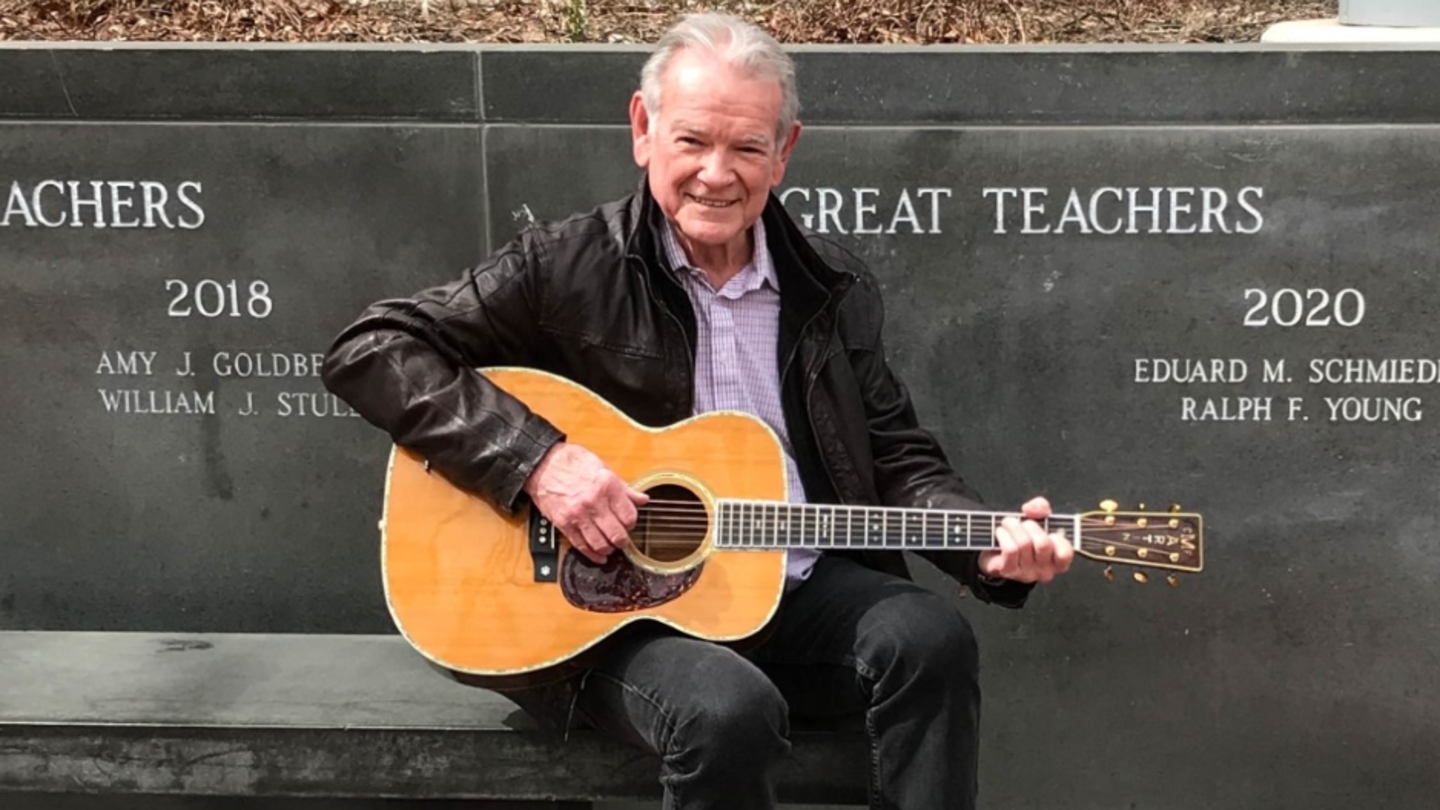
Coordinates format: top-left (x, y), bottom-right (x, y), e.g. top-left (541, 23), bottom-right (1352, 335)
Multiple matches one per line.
top-left (1263, 0), bottom-right (1440, 42)
top-left (1341, 0), bottom-right (1440, 27)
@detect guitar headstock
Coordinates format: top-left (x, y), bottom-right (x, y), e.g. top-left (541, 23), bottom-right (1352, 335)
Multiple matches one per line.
top-left (1075, 500), bottom-right (1203, 584)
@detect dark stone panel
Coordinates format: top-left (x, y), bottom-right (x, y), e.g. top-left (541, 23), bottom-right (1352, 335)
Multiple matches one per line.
top-left (797, 48), bottom-right (1440, 125)
top-left (0, 47), bottom-right (479, 121)
top-left (6, 45), bottom-right (1440, 126)
top-left (483, 125), bottom-right (636, 232)
top-left (483, 123), bottom-right (1440, 809)
top-left (480, 46), bottom-right (1440, 125)
top-left (0, 122), bottom-right (485, 633)
top-left (481, 47), bottom-right (645, 124)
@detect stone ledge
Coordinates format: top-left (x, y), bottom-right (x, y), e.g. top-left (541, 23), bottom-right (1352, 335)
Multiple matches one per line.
top-left (0, 632), bottom-right (866, 804)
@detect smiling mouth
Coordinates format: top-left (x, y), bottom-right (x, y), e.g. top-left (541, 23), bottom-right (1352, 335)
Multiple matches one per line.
top-left (685, 193), bottom-right (738, 209)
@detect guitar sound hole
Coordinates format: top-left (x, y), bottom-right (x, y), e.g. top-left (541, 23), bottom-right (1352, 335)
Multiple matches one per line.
top-left (633, 483), bottom-right (707, 564)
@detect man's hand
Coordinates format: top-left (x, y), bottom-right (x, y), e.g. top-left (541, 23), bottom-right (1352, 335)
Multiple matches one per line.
top-left (524, 442), bottom-right (649, 564)
top-left (978, 496), bottom-right (1074, 584)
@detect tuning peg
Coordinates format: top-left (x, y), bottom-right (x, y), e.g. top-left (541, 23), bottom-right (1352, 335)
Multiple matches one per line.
top-left (1133, 571), bottom-right (1149, 584)
top-left (1136, 502), bottom-right (1147, 512)
top-left (1169, 503), bottom-right (1183, 513)
top-left (1100, 498), bottom-right (1118, 526)
top-left (1103, 566), bottom-right (1115, 581)
top-left (1166, 575), bottom-right (1179, 587)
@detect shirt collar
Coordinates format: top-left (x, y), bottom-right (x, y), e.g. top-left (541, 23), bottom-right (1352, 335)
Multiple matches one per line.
top-left (661, 217), bottom-right (779, 294)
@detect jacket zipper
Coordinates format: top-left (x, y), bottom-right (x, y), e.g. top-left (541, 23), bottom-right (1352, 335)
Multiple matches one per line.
top-left (628, 253), bottom-right (696, 417)
top-left (790, 273), bottom-right (857, 505)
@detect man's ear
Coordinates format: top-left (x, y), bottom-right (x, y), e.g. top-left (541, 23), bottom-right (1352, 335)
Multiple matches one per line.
top-left (630, 92), bottom-right (653, 169)
top-left (771, 120), bottom-right (803, 187)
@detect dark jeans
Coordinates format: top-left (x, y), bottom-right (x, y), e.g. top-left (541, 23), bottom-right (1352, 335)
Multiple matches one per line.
top-left (506, 555), bottom-right (982, 810)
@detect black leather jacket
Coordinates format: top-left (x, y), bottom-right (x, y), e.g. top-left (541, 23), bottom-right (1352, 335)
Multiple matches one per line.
top-left (323, 184), bottom-right (1031, 608)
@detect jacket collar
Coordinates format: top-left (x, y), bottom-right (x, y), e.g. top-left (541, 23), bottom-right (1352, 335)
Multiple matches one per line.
top-left (623, 174), bottom-right (852, 308)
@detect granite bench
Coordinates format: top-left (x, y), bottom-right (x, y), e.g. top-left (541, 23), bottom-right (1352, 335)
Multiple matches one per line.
top-left (0, 631), bottom-right (866, 808)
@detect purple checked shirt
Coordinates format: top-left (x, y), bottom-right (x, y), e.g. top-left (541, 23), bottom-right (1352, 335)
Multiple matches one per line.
top-left (661, 218), bottom-right (822, 587)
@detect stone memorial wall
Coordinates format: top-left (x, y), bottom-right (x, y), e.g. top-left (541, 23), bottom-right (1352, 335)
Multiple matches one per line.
top-left (2, 43), bottom-right (1439, 808)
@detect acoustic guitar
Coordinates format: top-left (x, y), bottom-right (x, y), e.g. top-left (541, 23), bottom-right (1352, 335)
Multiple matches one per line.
top-left (381, 368), bottom-right (1203, 686)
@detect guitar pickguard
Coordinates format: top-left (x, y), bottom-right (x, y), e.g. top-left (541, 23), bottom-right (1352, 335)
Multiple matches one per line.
top-left (560, 552), bottom-right (703, 613)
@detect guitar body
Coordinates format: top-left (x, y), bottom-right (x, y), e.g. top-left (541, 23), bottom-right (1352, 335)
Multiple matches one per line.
top-left (382, 368), bottom-right (789, 684)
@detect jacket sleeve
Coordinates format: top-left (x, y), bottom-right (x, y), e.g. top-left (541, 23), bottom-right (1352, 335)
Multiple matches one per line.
top-left (843, 271), bottom-right (1034, 609)
top-left (322, 230), bottom-right (564, 513)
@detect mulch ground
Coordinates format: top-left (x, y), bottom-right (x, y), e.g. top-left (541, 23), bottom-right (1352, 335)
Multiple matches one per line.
top-left (0, 0), bottom-right (1334, 44)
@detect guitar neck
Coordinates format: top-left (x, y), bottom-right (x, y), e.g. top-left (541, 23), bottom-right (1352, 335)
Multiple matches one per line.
top-left (714, 500), bottom-right (1079, 552)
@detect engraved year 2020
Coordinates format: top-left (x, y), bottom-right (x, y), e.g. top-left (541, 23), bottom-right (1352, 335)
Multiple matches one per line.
top-left (1242, 287), bottom-right (1364, 328)
top-left (165, 279), bottom-right (273, 319)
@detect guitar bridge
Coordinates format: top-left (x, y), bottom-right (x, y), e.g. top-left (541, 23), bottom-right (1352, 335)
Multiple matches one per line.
top-left (528, 509), bottom-right (559, 583)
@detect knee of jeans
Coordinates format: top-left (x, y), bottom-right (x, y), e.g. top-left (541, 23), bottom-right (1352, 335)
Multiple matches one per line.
top-left (875, 595), bottom-right (980, 686)
top-left (670, 666), bottom-right (790, 761)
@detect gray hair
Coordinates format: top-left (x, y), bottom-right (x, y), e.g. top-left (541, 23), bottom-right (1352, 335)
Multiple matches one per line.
top-left (639, 13), bottom-right (799, 141)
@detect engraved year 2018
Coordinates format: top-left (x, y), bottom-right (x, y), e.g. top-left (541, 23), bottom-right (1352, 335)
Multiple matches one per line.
top-left (166, 279), bottom-right (273, 319)
top-left (1243, 288), bottom-right (1364, 328)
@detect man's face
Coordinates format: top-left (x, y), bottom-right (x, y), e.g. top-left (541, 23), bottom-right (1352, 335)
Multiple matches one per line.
top-left (630, 49), bottom-right (801, 260)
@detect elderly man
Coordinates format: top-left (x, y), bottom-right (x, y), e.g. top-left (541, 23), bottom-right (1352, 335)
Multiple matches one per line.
top-left (324, 12), bottom-right (1072, 809)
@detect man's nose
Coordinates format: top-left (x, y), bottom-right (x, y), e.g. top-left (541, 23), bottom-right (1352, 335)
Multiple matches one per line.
top-left (697, 150), bottom-right (734, 186)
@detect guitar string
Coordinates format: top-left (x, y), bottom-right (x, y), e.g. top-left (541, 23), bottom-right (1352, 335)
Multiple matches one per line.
top-left (638, 500), bottom-right (1188, 527)
top-left (603, 528), bottom-right (1192, 553)
top-left (632, 510), bottom-right (1182, 534)
top-left (630, 510), bottom-right (1185, 531)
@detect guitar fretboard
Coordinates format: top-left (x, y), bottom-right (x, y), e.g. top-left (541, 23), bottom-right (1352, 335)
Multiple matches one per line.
top-left (714, 500), bottom-right (1080, 551)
